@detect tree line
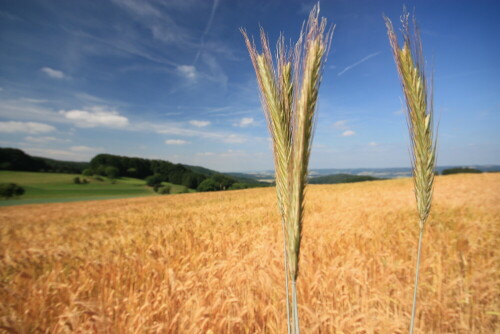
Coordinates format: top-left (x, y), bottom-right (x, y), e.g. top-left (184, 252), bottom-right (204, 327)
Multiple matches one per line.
top-left (87, 154), bottom-right (263, 191)
top-left (0, 148), bottom-right (88, 173)
top-left (87, 153), bottom-right (208, 189)
top-left (0, 148), bottom-right (269, 193)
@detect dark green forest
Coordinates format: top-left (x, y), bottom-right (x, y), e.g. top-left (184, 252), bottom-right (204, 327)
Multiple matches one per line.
top-left (0, 148), bottom-right (268, 192)
top-left (0, 147), bottom-right (89, 173)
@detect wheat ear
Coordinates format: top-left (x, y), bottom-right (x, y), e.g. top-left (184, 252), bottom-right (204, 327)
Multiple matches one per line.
top-left (241, 4), bottom-right (333, 333)
top-left (385, 10), bottom-right (437, 334)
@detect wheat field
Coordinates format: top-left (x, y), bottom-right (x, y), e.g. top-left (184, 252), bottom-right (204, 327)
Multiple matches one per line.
top-left (0, 173), bottom-right (498, 333)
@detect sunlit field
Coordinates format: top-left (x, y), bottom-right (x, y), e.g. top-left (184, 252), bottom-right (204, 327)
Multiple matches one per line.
top-left (0, 173), bottom-right (498, 333)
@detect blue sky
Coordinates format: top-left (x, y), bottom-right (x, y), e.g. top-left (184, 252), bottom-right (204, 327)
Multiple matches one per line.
top-left (0, 0), bottom-right (498, 172)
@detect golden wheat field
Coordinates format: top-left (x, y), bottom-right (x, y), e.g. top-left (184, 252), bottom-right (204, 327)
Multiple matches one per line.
top-left (0, 173), bottom-right (499, 333)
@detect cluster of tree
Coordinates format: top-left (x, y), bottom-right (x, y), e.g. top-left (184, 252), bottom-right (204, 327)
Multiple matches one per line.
top-left (1, 148), bottom-right (269, 193)
top-left (308, 173), bottom-right (381, 184)
top-left (0, 148), bottom-right (48, 172)
top-left (73, 177), bottom-right (89, 184)
top-left (38, 157), bottom-right (89, 174)
top-left (0, 148), bottom-right (89, 173)
top-left (441, 167), bottom-right (482, 175)
top-left (197, 174), bottom-right (236, 192)
top-left (87, 154), bottom-right (207, 189)
top-left (0, 183), bottom-right (25, 199)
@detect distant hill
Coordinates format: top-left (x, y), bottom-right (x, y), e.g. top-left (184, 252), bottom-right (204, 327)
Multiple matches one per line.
top-left (37, 157), bottom-right (90, 174)
top-left (181, 166), bottom-right (269, 187)
top-left (241, 165), bottom-right (500, 180)
top-left (0, 147), bottom-right (89, 173)
top-left (0, 148), bottom-right (267, 193)
top-left (442, 167), bottom-right (482, 175)
top-left (180, 164), bottom-right (219, 176)
top-left (309, 174), bottom-right (382, 185)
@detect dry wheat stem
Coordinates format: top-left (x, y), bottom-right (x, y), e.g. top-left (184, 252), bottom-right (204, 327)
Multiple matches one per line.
top-left (385, 9), bottom-right (437, 334)
top-left (241, 4), bottom-right (333, 333)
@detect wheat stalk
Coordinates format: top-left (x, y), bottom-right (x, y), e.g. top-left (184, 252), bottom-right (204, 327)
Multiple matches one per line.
top-left (385, 9), bottom-right (437, 334)
top-left (241, 4), bottom-right (333, 333)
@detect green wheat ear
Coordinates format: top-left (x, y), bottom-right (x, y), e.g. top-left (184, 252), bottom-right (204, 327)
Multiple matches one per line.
top-left (241, 4), bottom-right (333, 334)
top-left (384, 9), bottom-right (437, 334)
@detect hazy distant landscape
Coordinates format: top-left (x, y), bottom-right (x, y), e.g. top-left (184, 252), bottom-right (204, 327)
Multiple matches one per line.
top-left (2, 147), bottom-right (498, 206)
top-left (241, 165), bottom-right (500, 180)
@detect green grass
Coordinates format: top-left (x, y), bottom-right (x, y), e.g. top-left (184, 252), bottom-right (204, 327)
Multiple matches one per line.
top-left (0, 171), bottom-right (193, 206)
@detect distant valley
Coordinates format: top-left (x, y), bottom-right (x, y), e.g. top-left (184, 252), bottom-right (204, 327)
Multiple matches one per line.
top-left (233, 165), bottom-right (500, 182)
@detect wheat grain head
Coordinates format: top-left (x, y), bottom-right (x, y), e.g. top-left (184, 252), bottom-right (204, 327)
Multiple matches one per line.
top-left (384, 11), bottom-right (436, 228)
top-left (241, 3), bottom-right (333, 282)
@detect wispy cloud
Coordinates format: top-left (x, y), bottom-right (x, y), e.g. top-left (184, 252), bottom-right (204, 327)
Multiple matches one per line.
top-left (223, 134), bottom-right (246, 144)
top-left (165, 139), bottom-right (189, 145)
top-left (70, 145), bottom-right (103, 152)
top-left (0, 121), bottom-right (56, 134)
top-left (155, 124), bottom-right (247, 144)
top-left (189, 120), bottom-right (210, 127)
top-left (110, 0), bottom-right (195, 47)
top-left (197, 149), bottom-right (246, 158)
top-left (40, 67), bottom-right (67, 79)
top-left (333, 120), bottom-right (348, 129)
top-left (201, 53), bottom-right (228, 87)
top-left (342, 130), bottom-right (355, 137)
top-left (338, 51), bottom-right (381, 76)
top-left (193, 0), bottom-right (220, 64)
top-left (298, 2), bottom-right (315, 15)
top-left (25, 136), bottom-right (70, 144)
top-left (22, 147), bottom-right (91, 161)
top-left (234, 117), bottom-right (255, 127)
top-left (177, 65), bottom-right (196, 80)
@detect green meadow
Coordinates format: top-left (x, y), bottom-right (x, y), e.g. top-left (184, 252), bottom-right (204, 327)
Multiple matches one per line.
top-left (0, 171), bottom-right (192, 206)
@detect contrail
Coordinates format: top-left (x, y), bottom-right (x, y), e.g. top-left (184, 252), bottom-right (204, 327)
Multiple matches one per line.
top-left (338, 51), bottom-right (381, 76)
top-left (193, 0), bottom-right (220, 64)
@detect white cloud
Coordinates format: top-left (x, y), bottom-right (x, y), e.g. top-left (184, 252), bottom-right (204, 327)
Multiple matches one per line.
top-left (234, 117), bottom-right (255, 127)
top-left (23, 147), bottom-right (89, 161)
top-left (189, 120), bottom-right (210, 127)
top-left (342, 130), bottom-right (355, 137)
top-left (155, 124), bottom-right (247, 144)
top-left (0, 121), bottom-right (56, 134)
top-left (59, 107), bottom-right (129, 128)
top-left (223, 134), bottom-right (246, 144)
top-left (177, 65), bottom-right (196, 79)
top-left (394, 108), bottom-right (404, 115)
top-left (333, 120), bottom-right (348, 129)
top-left (165, 139), bottom-right (189, 145)
top-left (25, 136), bottom-right (69, 143)
top-left (40, 67), bottom-right (66, 79)
top-left (70, 145), bottom-right (103, 152)
top-left (196, 149), bottom-right (245, 158)
top-left (368, 142), bottom-right (378, 146)
top-left (0, 97), bottom-right (76, 124)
